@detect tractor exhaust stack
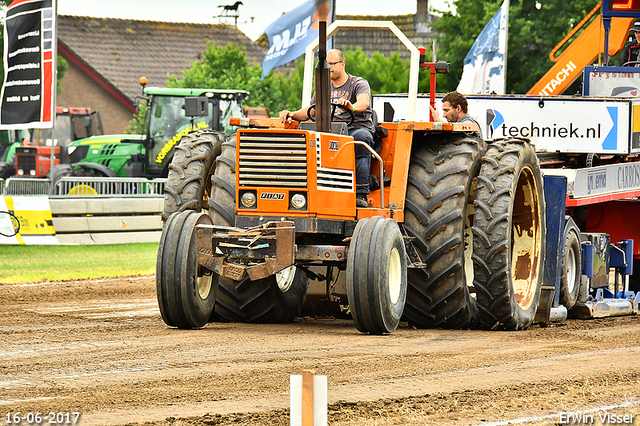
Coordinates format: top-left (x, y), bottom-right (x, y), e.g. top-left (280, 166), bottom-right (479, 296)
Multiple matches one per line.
top-left (315, 20), bottom-right (331, 133)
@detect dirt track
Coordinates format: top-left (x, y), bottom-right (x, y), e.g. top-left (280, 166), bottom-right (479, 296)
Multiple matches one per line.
top-left (1, 275), bottom-right (639, 426)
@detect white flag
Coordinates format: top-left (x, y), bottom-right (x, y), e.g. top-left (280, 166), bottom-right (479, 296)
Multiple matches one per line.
top-left (457, 0), bottom-right (509, 95)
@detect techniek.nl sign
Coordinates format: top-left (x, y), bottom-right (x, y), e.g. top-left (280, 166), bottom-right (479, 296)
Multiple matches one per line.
top-left (471, 98), bottom-right (629, 154)
top-left (372, 95), bottom-right (630, 155)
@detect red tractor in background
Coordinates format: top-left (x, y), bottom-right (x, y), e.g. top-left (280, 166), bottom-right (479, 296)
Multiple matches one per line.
top-left (0, 107), bottom-right (103, 179)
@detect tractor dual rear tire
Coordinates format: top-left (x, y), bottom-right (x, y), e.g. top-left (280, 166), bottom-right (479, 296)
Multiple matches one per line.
top-left (162, 130), bottom-right (224, 222)
top-left (403, 134), bottom-right (485, 329)
top-left (346, 216), bottom-right (408, 334)
top-left (157, 210), bottom-right (217, 329)
top-left (208, 139), bottom-right (309, 323)
top-left (472, 139), bottom-right (545, 330)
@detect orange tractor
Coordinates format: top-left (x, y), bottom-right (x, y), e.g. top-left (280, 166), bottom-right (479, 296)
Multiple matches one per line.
top-left (156, 21), bottom-right (546, 333)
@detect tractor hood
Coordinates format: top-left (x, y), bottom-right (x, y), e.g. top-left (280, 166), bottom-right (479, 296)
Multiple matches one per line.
top-left (68, 134), bottom-right (146, 146)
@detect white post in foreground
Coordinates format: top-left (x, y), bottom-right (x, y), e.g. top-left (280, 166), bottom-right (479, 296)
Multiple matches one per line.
top-left (290, 371), bottom-right (327, 426)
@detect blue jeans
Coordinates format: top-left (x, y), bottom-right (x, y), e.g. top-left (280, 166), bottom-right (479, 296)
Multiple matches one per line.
top-left (349, 128), bottom-right (374, 195)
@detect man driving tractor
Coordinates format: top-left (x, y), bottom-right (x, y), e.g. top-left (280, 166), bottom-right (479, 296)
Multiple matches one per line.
top-left (279, 48), bottom-right (375, 207)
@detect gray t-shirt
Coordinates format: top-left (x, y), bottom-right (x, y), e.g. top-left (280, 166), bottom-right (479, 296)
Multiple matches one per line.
top-left (311, 74), bottom-right (374, 133)
top-left (458, 113), bottom-right (483, 139)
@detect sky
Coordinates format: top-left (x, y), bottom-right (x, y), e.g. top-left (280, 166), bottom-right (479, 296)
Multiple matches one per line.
top-left (54, 0), bottom-right (455, 41)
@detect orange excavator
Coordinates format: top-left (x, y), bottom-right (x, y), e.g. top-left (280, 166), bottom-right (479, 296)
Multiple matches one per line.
top-left (528, 2), bottom-right (635, 96)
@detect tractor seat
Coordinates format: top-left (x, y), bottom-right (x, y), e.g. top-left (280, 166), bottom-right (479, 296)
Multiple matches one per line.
top-left (369, 109), bottom-right (390, 191)
top-left (372, 110), bottom-right (388, 153)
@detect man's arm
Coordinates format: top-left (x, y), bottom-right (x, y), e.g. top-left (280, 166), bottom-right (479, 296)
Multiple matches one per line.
top-left (429, 105), bottom-right (442, 122)
top-left (335, 76), bottom-right (371, 114)
top-left (335, 93), bottom-right (369, 113)
top-left (279, 106), bottom-right (313, 123)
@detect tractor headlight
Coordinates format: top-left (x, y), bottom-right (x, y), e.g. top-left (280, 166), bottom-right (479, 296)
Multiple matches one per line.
top-left (240, 191), bottom-right (257, 208)
top-left (290, 193), bottom-right (307, 210)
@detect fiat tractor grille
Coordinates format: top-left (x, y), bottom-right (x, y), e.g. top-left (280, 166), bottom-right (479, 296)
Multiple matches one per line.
top-left (238, 133), bottom-right (308, 187)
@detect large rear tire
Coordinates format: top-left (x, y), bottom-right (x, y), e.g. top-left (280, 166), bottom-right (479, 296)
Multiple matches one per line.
top-left (0, 161), bottom-right (15, 179)
top-left (156, 210), bottom-right (217, 329)
top-left (472, 139), bottom-right (545, 330)
top-left (162, 130), bottom-right (224, 222)
top-left (403, 134), bottom-right (485, 329)
top-left (208, 139), bottom-right (308, 323)
top-left (214, 266), bottom-right (309, 323)
top-left (346, 217), bottom-right (407, 334)
top-left (47, 164), bottom-right (73, 189)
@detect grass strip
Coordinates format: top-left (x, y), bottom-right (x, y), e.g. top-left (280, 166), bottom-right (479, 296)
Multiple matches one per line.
top-left (0, 243), bottom-right (158, 284)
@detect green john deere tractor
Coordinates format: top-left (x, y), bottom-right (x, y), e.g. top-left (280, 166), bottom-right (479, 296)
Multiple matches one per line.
top-left (64, 87), bottom-right (248, 179)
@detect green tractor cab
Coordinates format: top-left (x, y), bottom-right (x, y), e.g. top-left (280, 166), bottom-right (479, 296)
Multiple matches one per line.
top-left (66, 87), bottom-right (249, 178)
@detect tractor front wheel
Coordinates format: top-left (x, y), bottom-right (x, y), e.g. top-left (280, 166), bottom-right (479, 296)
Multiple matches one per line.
top-left (0, 161), bottom-right (15, 179)
top-left (346, 216), bottom-right (407, 334)
top-left (156, 210), bottom-right (217, 329)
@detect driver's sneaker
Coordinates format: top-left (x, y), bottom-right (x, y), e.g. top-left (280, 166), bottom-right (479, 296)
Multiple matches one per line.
top-left (356, 194), bottom-right (368, 208)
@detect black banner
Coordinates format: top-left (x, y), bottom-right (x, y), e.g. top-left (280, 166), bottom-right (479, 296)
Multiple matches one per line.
top-left (0, 0), bottom-right (55, 129)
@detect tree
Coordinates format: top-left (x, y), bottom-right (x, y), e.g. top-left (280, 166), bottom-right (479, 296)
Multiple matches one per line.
top-left (167, 42), bottom-right (302, 115)
top-left (165, 42), bottom-right (436, 118)
top-left (338, 47), bottom-right (436, 95)
top-left (432, 0), bottom-right (599, 94)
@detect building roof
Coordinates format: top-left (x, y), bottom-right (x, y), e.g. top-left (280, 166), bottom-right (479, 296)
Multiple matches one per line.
top-left (57, 15), bottom-right (266, 105)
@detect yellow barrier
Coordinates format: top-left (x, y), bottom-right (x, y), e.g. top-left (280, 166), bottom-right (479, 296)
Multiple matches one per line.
top-left (0, 196), bottom-right (58, 245)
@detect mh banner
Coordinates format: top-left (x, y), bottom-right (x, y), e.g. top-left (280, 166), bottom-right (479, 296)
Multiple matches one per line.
top-left (0, 0), bottom-right (56, 129)
top-left (262, 0), bottom-right (332, 79)
top-left (457, 0), bottom-right (509, 95)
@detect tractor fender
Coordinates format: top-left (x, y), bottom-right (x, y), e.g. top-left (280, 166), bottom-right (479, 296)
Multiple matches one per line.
top-left (71, 162), bottom-right (119, 177)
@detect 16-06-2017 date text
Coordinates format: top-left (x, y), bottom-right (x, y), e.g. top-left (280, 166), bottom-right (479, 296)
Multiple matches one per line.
top-left (6, 412), bottom-right (81, 425)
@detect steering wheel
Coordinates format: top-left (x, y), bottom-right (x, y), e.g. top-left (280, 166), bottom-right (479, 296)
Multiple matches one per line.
top-left (306, 102), bottom-right (355, 127)
top-left (621, 61), bottom-right (640, 67)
